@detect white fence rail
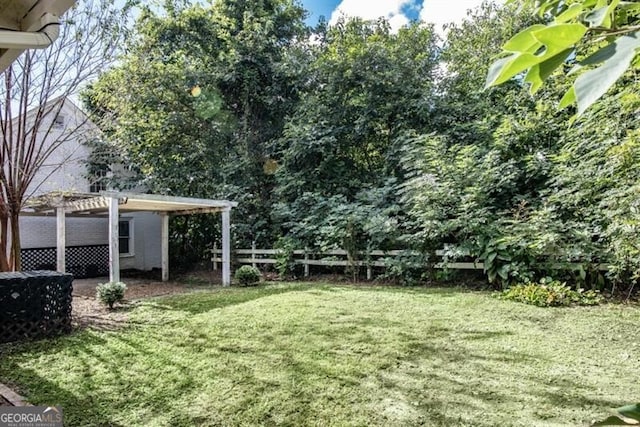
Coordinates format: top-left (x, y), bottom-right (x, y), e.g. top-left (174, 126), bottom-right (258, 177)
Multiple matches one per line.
top-left (211, 244), bottom-right (481, 280)
top-left (211, 244), bottom-right (609, 280)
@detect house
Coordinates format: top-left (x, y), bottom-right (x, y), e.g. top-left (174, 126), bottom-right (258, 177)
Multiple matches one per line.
top-left (19, 97), bottom-right (163, 278)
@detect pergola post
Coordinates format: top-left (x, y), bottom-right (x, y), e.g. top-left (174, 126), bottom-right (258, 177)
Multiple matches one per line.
top-left (222, 208), bottom-right (231, 286)
top-left (161, 212), bottom-right (169, 282)
top-left (56, 207), bottom-right (65, 273)
top-left (108, 197), bottom-right (120, 283)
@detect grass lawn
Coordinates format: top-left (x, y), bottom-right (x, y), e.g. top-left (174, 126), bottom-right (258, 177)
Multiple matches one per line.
top-left (0, 283), bottom-right (638, 426)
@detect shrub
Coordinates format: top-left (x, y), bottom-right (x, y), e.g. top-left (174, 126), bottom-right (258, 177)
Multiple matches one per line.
top-left (96, 281), bottom-right (127, 309)
top-left (235, 266), bottom-right (261, 286)
top-left (499, 279), bottom-right (601, 307)
top-left (274, 237), bottom-right (297, 279)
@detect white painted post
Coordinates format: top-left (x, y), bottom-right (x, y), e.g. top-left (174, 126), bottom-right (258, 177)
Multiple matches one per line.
top-left (161, 212), bottom-right (169, 282)
top-left (304, 247), bottom-right (310, 278)
top-left (367, 264), bottom-right (373, 281)
top-left (212, 241), bottom-right (218, 271)
top-left (56, 207), bottom-right (66, 273)
top-left (251, 241), bottom-right (256, 268)
top-left (222, 208), bottom-right (231, 286)
top-left (108, 197), bottom-right (120, 283)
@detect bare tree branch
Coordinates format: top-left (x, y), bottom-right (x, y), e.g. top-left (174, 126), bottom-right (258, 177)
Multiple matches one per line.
top-left (0, 0), bottom-right (133, 270)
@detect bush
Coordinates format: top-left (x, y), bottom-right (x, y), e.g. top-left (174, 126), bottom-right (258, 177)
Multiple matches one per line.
top-left (499, 279), bottom-right (601, 307)
top-left (235, 266), bottom-right (261, 286)
top-left (96, 281), bottom-right (127, 309)
top-left (274, 237), bottom-right (297, 279)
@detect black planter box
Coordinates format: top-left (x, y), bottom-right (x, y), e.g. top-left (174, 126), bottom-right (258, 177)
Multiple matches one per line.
top-left (0, 271), bottom-right (73, 343)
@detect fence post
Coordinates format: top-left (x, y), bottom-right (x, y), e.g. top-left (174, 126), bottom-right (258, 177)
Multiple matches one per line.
top-left (212, 241), bottom-right (218, 271)
top-left (251, 241), bottom-right (257, 268)
top-left (304, 247), bottom-right (310, 277)
top-left (366, 255), bottom-right (372, 281)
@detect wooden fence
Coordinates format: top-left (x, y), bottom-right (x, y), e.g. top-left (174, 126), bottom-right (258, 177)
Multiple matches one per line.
top-left (211, 244), bottom-right (610, 280)
top-left (211, 244), bottom-right (480, 280)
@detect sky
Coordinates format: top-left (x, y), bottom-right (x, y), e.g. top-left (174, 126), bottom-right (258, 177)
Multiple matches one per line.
top-left (302, 0), bottom-right (502, 33)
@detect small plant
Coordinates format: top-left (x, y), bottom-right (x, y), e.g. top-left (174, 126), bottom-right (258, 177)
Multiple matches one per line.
top-left (499, 278), bottom-right (602, 307)
top-left (234, 265), bottom-right (261, 286)
top-left (96, 281), bottom-right (127, 309)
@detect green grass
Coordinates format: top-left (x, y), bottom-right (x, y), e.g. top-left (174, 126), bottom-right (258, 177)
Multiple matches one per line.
top-left (1, 283), bottom-right (638, 426)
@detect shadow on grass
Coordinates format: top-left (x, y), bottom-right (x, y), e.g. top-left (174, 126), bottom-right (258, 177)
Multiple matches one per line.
top-left (0, 335), bottom-right (127, 426)
top-left (147, 284), bottom-right (311, 314)
top-left (0, 329), bottom-right (208, 426)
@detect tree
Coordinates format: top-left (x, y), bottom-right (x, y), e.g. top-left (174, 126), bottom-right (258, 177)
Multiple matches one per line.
top-left (0, 0), bottom-right (131, 271)
top-left (402, 3), bottom-right (572, 286)
top-left (486, 0), bottom-right (640, 114)
top-left (85, 0), bottom-right (309, 266)
top-left (83, 4), bottom-right (237, 268)
top-left (274, 18), bottom-right (439, 253)
top-left (208, 0), bottom-right (309, 246)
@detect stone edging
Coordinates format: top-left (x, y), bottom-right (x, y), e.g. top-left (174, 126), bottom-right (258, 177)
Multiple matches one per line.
top-left (0, 382), bottom-right (29, 406)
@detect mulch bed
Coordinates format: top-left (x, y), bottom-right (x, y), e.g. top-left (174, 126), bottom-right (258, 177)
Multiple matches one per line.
top-left (72, 279), bottom-right (214, 331)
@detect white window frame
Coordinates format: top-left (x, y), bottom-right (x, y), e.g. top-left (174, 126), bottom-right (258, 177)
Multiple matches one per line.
top-left (118, 218), bottom-right (134, 257)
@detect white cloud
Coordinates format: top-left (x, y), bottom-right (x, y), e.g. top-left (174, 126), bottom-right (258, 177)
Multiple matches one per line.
top-left (419, 0), bottom-right (504, 35)
top-left (329, 0), bottom-right (414, 32)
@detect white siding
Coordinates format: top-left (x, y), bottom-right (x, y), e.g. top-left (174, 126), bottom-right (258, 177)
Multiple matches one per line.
top-left (17, 98), bottom-right (161, 272)
top-left (119, 212), bottom-right (162, 271)
top-left (20, 216), bottom-right (108, 248)
top-left (25, 99), bottom-right (99, 198)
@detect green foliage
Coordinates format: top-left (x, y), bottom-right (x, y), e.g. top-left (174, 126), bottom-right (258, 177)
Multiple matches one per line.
top-left (81, 0), bottom-right (640, 295)
top-left (592, 403), bottom-right (640, 426)
top-left (274, 237), bottom-right (297, 279)
top-left (487, 0), bottom-right (640, 114)
top-left (481, 238), bottom-right (535, 287)
top-left (499, 279), bottom-right (601, 307)
top-left (85, 0), bottom-right (309, 253)
top-left (234, 266), bottom-right (262, 286)
top-left (274, 19), bottom-right (438, 255)
top-left (380, 250), bottom-right (432, 286)
top-left (96, 282), bottom-right (127, 309)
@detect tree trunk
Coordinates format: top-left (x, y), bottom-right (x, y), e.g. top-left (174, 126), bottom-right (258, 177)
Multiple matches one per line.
top-left (0, 211), bottom-right (9, 271)
top-left (9, 210), bottom-right (21, 271)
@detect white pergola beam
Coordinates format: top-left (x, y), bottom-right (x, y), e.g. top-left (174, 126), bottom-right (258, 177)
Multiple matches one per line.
top-left (222, 208), bottom-right (231, 286)
top-left (169, 207), bottom-right (226, 216)
top-left (56, 206), bottom-right (65, 273)
top-left (64, 196), bottom-right (111, 213)
top-left (108, 197), bottom-right (120, 283)
top-left (161, 213), bottom-right (169, 282)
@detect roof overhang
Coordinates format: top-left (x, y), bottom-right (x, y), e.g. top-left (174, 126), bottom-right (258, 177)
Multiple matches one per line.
top-left (24, 191), bottom-right (238, 216)
top-left (0, 0), bottom-right (76, 73)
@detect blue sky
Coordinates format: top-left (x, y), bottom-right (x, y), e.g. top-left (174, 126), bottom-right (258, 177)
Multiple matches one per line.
top-left (301, 0), bottom-right (502, 33)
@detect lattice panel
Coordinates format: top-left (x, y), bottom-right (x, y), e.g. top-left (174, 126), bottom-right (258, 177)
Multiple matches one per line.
top-left (21, 247), bottom-right (56, 271)
top-left (21, 245), bottom-right (109, 278)
top-left (0, 271), bottom-right (73, 343)
top-left (66, 245), bottom-right (109, 278)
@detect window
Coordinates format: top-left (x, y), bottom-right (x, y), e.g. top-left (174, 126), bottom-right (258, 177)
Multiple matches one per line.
top-left (119, 219), bottom-right (134, 256)
top-left (53, 114), bottom-right (65, 129)
top-left (89, 167), bottom-right (108, 193)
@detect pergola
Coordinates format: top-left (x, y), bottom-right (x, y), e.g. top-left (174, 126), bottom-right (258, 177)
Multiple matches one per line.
top-left (25, 191), bottom-right (238, 286)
